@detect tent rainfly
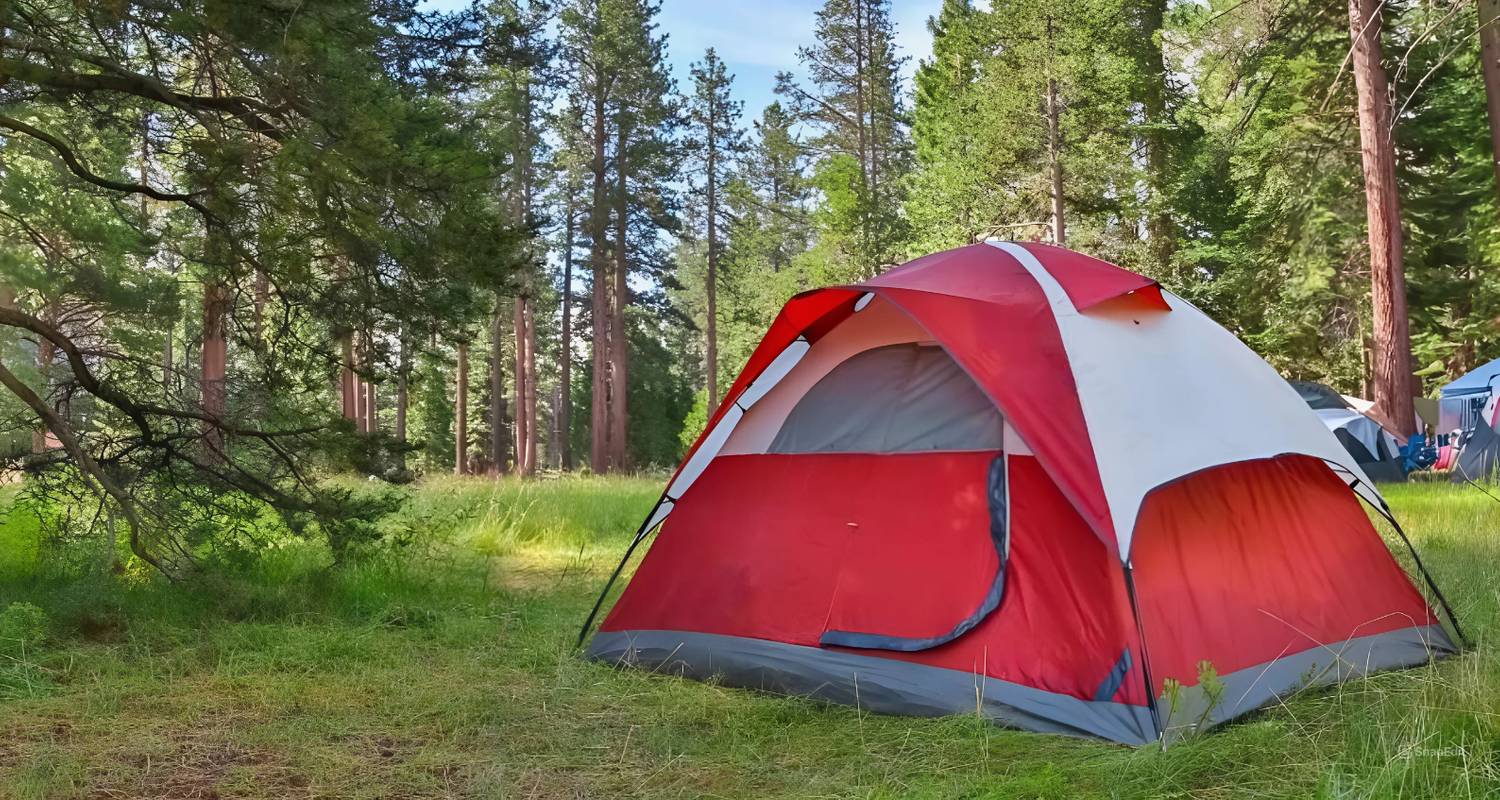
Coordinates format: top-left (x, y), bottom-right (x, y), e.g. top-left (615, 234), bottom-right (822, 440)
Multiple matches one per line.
top-left (580, 242), bottom-right (1461, 745)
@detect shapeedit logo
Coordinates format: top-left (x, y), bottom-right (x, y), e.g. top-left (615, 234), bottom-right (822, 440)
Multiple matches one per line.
top-left (1396, 744), bottom-right (1467, 760)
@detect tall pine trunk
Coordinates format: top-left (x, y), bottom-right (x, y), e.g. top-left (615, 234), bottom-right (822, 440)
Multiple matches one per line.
top-left (853, 0), bottom-right (871, 270)
top-left (513, 297), bottom-right (530, 475)
top-left (455, 341), bottom-right (468, 475)
top-left (609, 126), bottom-right (630, 471)
top-left (559, 200), bottom-right (575, 471)
top-left (589, 92), bottom-right (611, 474)
top-left (31, 305), bottom-right (55, 454)
top-left (706, 111), bottom-right (719, 409)
top-left (521, 296), bottom-right (537, 475)
top-left (1139, 0), bottom-right (1173, 267)
top-left (864, 0), bottom-right (880, 238)
top-left (354, 335), bottom-right (370, 434)
top-left (490, 301), bottom-right (508, 476)
top-left (1481, 0), bottom-right (1500, 203)
top-left (395, 335), bottom-right (409, 471)
top-left (1348, 0), bottom-right (1416, 438)
top-left (201, 280), bottom-right (229, 456)
top-left (1046, 76), bottom-right (1065, 246)
top-left (364, 366), bottom-right (377, 434)
top-left (340, 332), bottom-right (357, 422)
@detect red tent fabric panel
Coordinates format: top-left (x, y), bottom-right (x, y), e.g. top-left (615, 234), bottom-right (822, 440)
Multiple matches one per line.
top-left (821, 452), bottom-right (998, 640)
top-left (860, 455), bottom-right (1146, 706)
top-left (1012, 243), bottom-right (1166, 311)
top-left (1131, 455), bottom-right (1439, 691)
top-left (872, 286), bottom-right (1115, 553)
top-left (864, 244), bottom-right (1036, 302)
top-left (601, 451), bottom-right (1002, 647)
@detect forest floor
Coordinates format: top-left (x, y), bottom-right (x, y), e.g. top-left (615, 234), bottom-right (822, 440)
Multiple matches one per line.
top-left (0, 476), bottom-right (1496, 799)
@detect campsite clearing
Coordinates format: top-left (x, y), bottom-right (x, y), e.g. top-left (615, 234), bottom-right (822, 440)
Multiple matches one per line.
top-left (0, 477), bottom-right (1495, 799)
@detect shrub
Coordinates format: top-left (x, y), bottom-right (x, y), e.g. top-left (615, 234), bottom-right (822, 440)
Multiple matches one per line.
top-left (0, 601), bottom-right (49, 655)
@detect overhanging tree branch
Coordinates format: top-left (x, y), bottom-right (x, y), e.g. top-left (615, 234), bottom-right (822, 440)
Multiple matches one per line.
top-left (0, 356), bottom-right (169, 575)
top-left (0, 113), bottom-right (211, 215)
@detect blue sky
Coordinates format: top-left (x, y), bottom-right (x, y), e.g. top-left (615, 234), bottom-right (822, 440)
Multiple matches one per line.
top-left (421, 1), bottom-right (944, 116)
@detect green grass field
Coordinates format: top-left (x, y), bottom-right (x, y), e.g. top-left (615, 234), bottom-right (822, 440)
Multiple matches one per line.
top-left (0, 476), bottom-right (1496, 799)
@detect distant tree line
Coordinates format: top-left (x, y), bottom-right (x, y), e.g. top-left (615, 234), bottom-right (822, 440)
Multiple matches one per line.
top-left (2, 0), bottom-right (1498, 574)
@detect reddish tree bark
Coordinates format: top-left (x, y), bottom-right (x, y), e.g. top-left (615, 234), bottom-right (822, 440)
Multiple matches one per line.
top-left (489, 303), bottom-right (508, 476)
top-left (340, 332), bottom-right (357, 422)
top-left (31, 304), bottom-right (57, 454)
top-left (520, 295), bottom-right (537, 475)
top-left (455, 341), bottom-right (469, 475)
top-left (589, 88), bottom-right (611, 474)
top-left (1348, 0), bottom-right (1417, 438)
top-left (513, 296), bottom-right (537, 476)
top-left (355, 334), bottom-right (372, 434)
top-left (1481, 0), bottom-right (1500, 202)
top-left (201, 280), bottom-right (230, 455)
top-left (705, 95), bottom-right (720, 409)
top-left (608, 126), bottom-right (630, 472)
top-left (559, 199), bottom-right (575, 471)
top-left (364, 371), bottom-right (377, 434)
top-left (396, 335), bottom-right (409, 471)
top-left (512, 297), bottom-right (526, 474)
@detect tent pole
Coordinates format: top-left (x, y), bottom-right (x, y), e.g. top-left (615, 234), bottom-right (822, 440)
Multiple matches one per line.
top-left (1122, 562), bottom-right (1165, 746)
top-left (1377, 506), bottom-right (1469, 650)
top-left (575, 494), bottom-right (668, 648)
top-left (1327, 460), bottom-right (1469, 650)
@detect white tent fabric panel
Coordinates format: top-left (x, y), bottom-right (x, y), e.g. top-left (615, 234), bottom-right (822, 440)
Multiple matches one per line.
top-left (721, 297), bottom-right (931, 456)
top-left (736, 337), bottom-right (810, 410)
top-left (666, 405), bottom-right (744, 501)
top-left (640, 500), bottom-right (674, 535)
top-left (985, 241), bottom-right (1377, 559)
top-left (1003, 422), bottom-right (1032, 455)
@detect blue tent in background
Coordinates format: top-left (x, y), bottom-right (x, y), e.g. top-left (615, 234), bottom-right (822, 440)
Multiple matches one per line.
top-left (1441, 355), bottom-right (1500, 398)
top-left (1440, 355), bottom-right (1500, 439)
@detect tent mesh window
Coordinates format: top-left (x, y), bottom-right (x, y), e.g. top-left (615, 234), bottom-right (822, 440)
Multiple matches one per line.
top-left (769, 343), bottom-right (1004, 454)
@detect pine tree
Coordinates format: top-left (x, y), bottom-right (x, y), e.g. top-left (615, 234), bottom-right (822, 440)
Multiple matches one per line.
top-left (559, 0), bottom-right (678, 472)
top-left (1131, 0), bottom-right (1176, 270)
top-left (778, 0), bottom-right (911, 278)
top-left (743, 103), bottom-right (813, 274)
top-left (904, 0), bottom-right (1138, 257)
top-left (907, 0), bottom-right (991, 251)
top-left (684, 48), bottom-right (744, 409)
top-left (1347, 0), bottom-right (1416, 436)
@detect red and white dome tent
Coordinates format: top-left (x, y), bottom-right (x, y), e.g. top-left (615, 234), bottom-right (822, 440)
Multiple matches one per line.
top-left (579, 242), bottom-right (1463, 745)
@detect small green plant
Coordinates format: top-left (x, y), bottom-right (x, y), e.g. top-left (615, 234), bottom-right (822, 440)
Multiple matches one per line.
top-left (1158, 660), bottom-right (1226, 744)
top-left (1194, 659), bottom-right (1225, 730)
top-left (0, 601), bottom-right (48, 655)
